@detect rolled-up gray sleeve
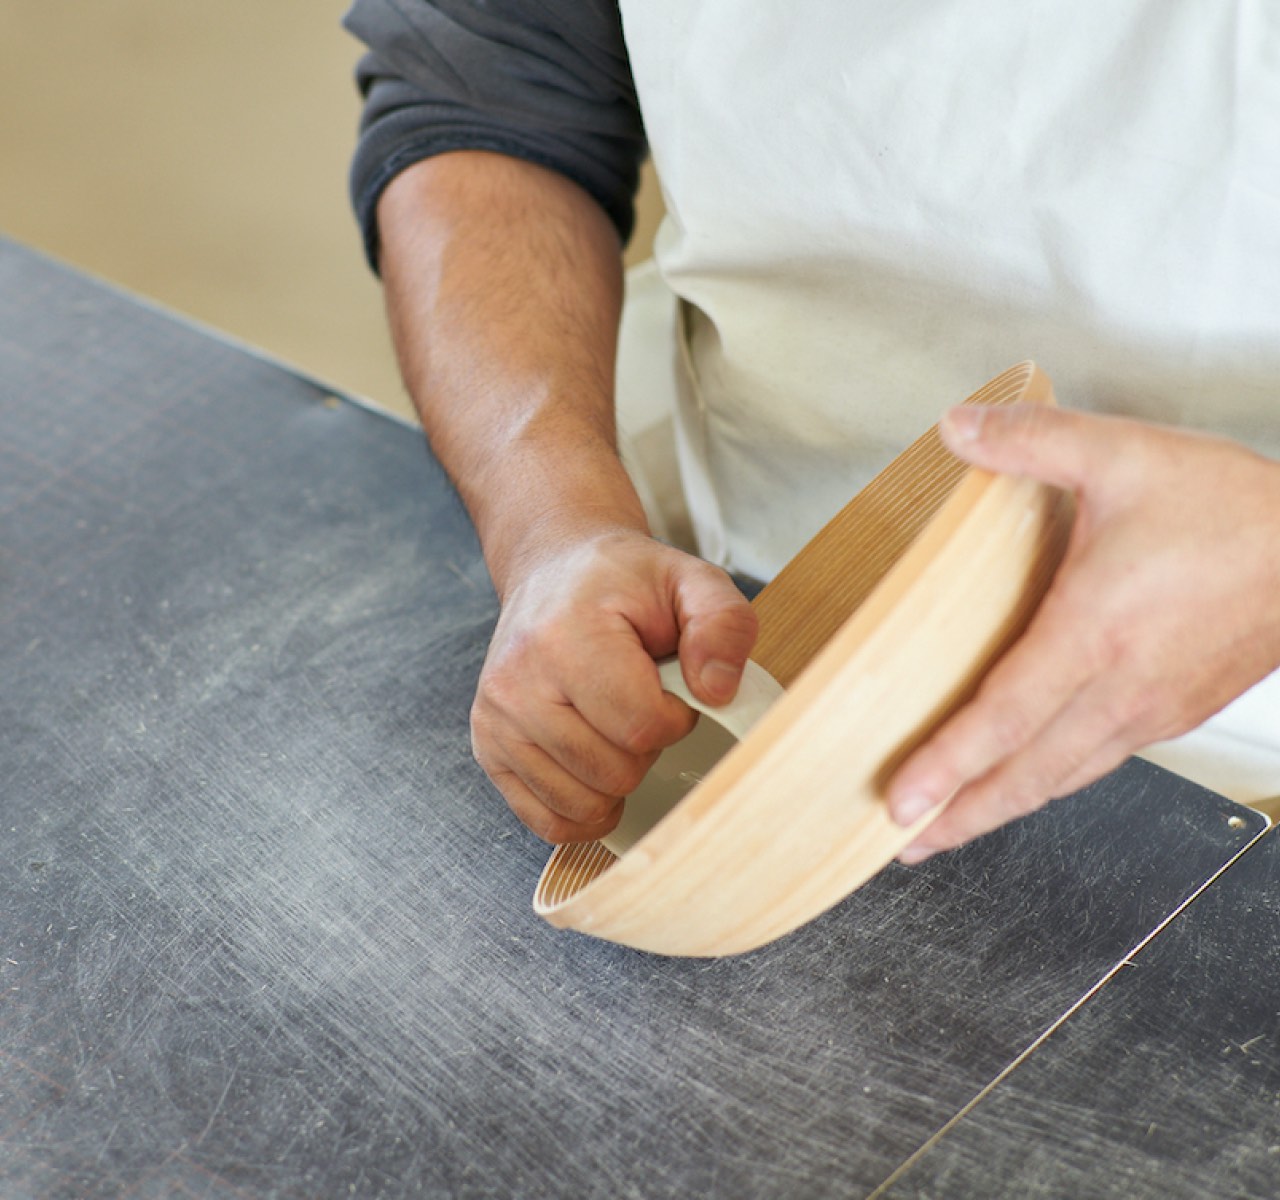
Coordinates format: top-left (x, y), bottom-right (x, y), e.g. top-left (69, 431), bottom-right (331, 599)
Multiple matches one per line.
top-left (344, 0), bottom-right (647, 271)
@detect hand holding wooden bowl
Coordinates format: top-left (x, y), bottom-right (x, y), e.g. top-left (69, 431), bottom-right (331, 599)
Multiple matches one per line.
top-left (535, 362), bottom-right (1075, 956)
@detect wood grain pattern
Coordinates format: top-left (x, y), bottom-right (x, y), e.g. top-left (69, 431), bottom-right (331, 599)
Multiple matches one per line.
top-left (752, 362), bottom-right (1054, 686)
top-left (536, 363), bottom-right (1075, 955)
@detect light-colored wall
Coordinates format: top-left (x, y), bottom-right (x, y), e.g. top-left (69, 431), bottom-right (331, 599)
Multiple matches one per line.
top-left (0, 2), bottom-right (664, 423)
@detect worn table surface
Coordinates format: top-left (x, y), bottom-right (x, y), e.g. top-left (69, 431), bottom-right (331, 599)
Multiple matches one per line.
top-left (0, 239), bottom-right (1274, 1199)
top-left (880, 823), bottom-right (1280, 1199)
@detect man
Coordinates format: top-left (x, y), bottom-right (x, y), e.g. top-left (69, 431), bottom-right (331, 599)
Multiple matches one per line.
top-left (345, 0), bottom-right (1280, 859)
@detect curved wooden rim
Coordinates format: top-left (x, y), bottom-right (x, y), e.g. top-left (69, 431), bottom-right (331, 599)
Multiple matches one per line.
top-left (535, 362), bottom-right (1072, 955)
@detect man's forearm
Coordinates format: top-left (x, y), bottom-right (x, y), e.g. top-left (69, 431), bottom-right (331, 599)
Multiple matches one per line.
top-left (376, 151), bottom-right (649, 598)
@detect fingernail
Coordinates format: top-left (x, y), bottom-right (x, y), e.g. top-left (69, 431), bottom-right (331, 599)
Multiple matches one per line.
top-left (891, 789), bottom-right (936, 827)
top-left (898, 843), bottom-right (935, 866)
top-left (699, 659), bottom-right (741, 700)
top-left (942, 405), bottom-right (984, 443)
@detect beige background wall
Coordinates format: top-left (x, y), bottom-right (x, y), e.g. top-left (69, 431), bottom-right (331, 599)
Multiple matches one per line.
top-left (0, 1), bottom-right (663, 422)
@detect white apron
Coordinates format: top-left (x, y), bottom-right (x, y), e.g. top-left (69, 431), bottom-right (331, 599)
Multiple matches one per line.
top-left (613, 0), bottom-right (1280, 806)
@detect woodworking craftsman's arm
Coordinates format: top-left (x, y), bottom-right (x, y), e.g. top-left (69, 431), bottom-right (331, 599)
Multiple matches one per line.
top-left (377, 153), bottom-right (756, 842)
top-left (887, 403), bottom-right (1280, 859)
top-left (345, 0), bottom-right (757, 841)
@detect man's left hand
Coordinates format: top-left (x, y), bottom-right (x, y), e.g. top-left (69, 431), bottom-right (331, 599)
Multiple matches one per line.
top-left (887, 401), bottom-right (1280, 862)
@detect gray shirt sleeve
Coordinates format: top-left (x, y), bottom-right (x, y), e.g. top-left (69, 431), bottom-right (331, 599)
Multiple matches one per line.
top-left (343, 0), bottom-right (647, 271)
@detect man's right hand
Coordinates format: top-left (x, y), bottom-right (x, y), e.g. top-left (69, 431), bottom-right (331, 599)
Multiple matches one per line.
top-left (374, 152), bottom-right (744, 842)
top-left (471, 529), bottom-right (758, 843)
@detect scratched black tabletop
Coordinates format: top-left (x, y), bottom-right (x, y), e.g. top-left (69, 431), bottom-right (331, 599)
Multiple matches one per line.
top-left (879, 827), bottom-right (1280, 1199)
top-left (0, 239), bottom-right (1273, 1199)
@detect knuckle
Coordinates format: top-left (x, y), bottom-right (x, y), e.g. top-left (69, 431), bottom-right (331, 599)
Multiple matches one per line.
top-left (563, 743), bottom-right (632, 800)
top-left (620, 706), bottom-right (692, 757)
top-left (711, 588), bottom-right (760, 641)
top-left (619, 711), bottom-right (665, 757)
top-left (479, 665), bottom-right (526, 718)
top-left (489, 771), bottom-right (548, 837)
top-left (542, 800), bottom-right (622, 845)
top-left (1097, 683), bottom-right (1158, 739)
top-left (982, 703), bottom-right (1036, 758)
top-left (535, 618), bottom-right (577, 663)
top-left (1076, 625), bottom-right (1121, 677)
top-left (526, 808), bottom-right (570, 845)
top-left (997, 782), bottom-right (1047, 823)
top-left (469, 695), bottom-right (492, 738)
top-left (1093, 622), bottom-right (1131, 675)
top-left (588, 796), bottom-right (626, 834)
top-left (534, 772), bottom-right (619, 829)
top-left (469, 702), bottom-right (506, 767)
top-left (579, 796), bottom-right (623, 830)
top-left (1102, 691), bottom-right (1144, 734)
top-left (484, 748), bottom-right (624, 844)
top-left (620, 729), bottom-right (656, 759)
top-left (685, 572), bottom-right (760, 641)
top-left (595, 754), bottom-right (651, 798)
top-left (502, 780), bottom-right (575, 844)
top-left (469, 724), bottom-right (492, 771)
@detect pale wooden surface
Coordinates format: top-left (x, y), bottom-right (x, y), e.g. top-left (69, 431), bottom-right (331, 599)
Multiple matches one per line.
top-left (537, 363), bottom-right (1075, 955)
top-left (752, 364), bottom-right (1055, 686)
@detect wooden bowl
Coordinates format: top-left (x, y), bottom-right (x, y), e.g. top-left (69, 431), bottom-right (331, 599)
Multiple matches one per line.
top-left (534, 362), bottom-right (1074, 956)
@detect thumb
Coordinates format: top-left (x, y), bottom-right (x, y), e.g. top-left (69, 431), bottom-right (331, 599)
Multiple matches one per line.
top-left (671, 561), bottom-right (760, 706)
top-left (941, 402), bottom-right (1105, 493)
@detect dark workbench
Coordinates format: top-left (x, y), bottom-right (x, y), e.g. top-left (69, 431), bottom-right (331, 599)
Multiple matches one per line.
top-left (2, 238), bottom-right (1276, 1198)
